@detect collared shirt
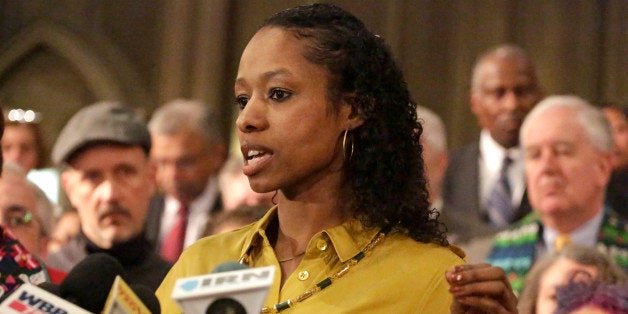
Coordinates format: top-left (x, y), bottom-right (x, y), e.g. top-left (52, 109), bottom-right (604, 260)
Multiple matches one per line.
top-left (478, 130), bottom-right (526, 212)
top-left (159, 177), bottom-right (220, 248)
top-left (541, 207), bottom-right (605, 257)
top-left (156, 206), bottom-right (465, 313)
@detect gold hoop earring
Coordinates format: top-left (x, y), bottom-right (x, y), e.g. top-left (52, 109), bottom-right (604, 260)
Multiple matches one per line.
top-left (342, 129), bottom-right (354, 161)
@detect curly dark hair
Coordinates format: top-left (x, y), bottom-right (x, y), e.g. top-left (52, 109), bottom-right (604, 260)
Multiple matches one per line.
top-left (261, 3), bottom-right (447, 245)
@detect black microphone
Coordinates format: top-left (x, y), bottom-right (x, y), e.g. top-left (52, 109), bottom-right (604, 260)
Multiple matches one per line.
top-left (207, 262), bottom-right (252, 314)
top-left (37, 281), bottom-right (61, 296)
top-left (59, 253), bottom-right (125, 313)
top-left (130, 284), bottom-right (161, 314)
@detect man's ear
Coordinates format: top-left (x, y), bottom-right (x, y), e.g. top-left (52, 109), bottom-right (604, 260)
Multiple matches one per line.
top-left (60, 170), bottom-right (71, 194)
top-left (145, 159), bottom-right (158, 195)
top-left (469, 92), bottom-right (480, 116)
top-left (40, 236), bottom-right (49, 260)
top-left (594, 151), bottom-right (614, 188)
top-left (60, 170), bottom-right (78, 208)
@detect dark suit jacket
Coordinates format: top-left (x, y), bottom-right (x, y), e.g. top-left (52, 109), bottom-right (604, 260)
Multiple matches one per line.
top-left (442, 141), bottom-right (531, 242)
top-left (144, 192), bottom-right (222, 251)
top-left (606, 168), bottom-right (627, 220)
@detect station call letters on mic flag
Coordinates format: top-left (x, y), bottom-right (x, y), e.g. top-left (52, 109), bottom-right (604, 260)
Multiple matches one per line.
top-left (172, 261), bottom-right (276, 313)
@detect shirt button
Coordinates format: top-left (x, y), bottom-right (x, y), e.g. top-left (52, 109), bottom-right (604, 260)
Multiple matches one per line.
top-left (316, 239), bottom-right (328, 251)
top-left (298, 271), bottom-right (309, 281)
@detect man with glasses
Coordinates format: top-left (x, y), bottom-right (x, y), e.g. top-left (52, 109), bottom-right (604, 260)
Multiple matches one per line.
top-left (0, 163), bottom-right (55, 259)
top-left (0, 163), bottom-right (67, 283)
top-left (146, 99), bottom-right (228, 263)
top-left (0, 163), bottom-right (66, 283)
top-left (46, 102), bottom-right (171, 291)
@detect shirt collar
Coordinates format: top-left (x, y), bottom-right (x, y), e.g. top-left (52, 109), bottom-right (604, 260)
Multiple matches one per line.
top-left (240, 207), bottom-right (380, 263)
top-left (479, 130), bottom-right (523, 170)
top-left (542, 207), bottom-right (605, 253)
top-left (322, 219), bottom-right (380, 262)
top-left (239, 206), bottom-right (277, 260)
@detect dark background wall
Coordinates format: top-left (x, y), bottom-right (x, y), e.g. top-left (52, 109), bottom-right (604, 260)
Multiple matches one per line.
top-left (0, 0), bottom-right (625, 158)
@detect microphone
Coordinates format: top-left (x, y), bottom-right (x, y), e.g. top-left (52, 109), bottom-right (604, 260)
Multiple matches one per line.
top-left (0, 282), bottom-right (91, 314)
top-left (171, 262), bottom-right (275, 314)
top-left (211, 261), bottom-right (250, 273)
top-left (102, 276), bottom-right (159, 314)
top-left (130, 284), bottom-right (161, 314)
top-left (36, 282), bottom-right (61, 296)
top-left (59, 253), bottom-right (125, 313)
top-left (58, 253), bottom-right (159, 314)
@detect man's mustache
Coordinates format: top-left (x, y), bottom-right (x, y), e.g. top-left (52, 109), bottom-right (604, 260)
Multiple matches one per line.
top-left (97, 203), bottom-right (131, 220)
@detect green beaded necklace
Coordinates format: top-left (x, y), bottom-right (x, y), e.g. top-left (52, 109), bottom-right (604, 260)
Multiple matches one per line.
top-left (238, 226), bottom-right (391, 313)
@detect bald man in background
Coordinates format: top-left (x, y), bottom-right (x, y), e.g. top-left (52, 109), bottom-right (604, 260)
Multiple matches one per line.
top-left (443, 44), bottom-right (543, 242)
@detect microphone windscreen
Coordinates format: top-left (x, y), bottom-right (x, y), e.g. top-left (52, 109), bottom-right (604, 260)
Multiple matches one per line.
top-left (211, 261), bottom-right (249, 273)
top-left (37, 282), bottom-right (61, 296)
top-left (59, 253), bottom-right (124, 313)
top-left (130, 284), bottom-right (161, 314)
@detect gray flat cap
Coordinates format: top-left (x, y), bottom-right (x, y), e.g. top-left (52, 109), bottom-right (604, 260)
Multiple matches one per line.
top-left (52, 101), bottom-right (151, 165)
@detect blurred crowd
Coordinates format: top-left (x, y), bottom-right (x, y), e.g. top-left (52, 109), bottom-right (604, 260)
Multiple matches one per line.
top-left (0, 42), bottom-right (625, 313)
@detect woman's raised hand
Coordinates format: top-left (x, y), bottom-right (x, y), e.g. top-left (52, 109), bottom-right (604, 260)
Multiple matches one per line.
top-left (447, 263), bottom-right (518, 314)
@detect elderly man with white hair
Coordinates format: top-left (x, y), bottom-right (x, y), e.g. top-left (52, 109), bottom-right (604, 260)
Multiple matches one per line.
top-left (0, 163), bottom-right (56, 258)
top-left (483, 95), bottom-right (627, 295)
top-left (0, 162), bottom-right (67, 283)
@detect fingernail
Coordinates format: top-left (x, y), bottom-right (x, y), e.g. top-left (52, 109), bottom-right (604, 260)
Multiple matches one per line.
top-left (449, 285), bottom-right (463, 293)
top-left (455, 273), bottom-right (463, 282)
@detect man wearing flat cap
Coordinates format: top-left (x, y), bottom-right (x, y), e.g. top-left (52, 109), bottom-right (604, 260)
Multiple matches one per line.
top-left (46, 102), bottom-right (171, 291)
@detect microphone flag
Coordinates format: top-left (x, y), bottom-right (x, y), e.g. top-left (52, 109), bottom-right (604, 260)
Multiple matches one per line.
top-left (0, 283), bottom-right (92, 314)
top-left (171, 265), bottom-right (275, 314)
top-left (102, 275), bottom-right (152, 314)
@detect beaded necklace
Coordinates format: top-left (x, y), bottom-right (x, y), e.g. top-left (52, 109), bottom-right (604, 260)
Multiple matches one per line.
top-left (238, 226), bottom-right (391, 313)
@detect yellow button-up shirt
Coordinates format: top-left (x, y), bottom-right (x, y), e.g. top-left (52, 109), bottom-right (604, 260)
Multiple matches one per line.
top-left (156, 207), bottom-right (465, 313)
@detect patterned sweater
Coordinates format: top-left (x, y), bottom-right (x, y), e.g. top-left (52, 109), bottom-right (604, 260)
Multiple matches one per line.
top-left (485, 209), bottom-right (627, 294)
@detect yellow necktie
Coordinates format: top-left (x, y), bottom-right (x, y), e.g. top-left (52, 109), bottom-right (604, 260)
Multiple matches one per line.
top-left (554, 233), bottom-right (572, 252)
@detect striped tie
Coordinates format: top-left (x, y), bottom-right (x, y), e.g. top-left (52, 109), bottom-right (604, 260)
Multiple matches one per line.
top-left (486, 156), bottom-right (514, 228)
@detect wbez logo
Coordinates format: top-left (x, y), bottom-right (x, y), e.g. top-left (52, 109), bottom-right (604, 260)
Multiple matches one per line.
top-left (180, 269), bottom-right (272, 292)
top-left (8, 291), bottom-right (69, 314)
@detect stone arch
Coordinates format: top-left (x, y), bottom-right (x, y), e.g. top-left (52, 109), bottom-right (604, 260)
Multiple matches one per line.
top-left (0, 20), bottom-right (124, 101)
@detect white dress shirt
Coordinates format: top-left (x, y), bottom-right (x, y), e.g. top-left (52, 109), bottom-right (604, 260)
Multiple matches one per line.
top-left (478, 130), bottom-right (526, 214)
top-left (540, 207), bottom-right (605, 257)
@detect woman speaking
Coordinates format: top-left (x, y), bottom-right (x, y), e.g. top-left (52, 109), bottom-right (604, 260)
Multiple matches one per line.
top-left (157, 3), bottom-right (515, 313)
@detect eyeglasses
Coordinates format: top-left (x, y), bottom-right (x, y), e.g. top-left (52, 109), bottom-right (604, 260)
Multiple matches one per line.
top-left (5, 108), bottom-right (42, 124)
top-left (0, 205), bottom-right (36, 229)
